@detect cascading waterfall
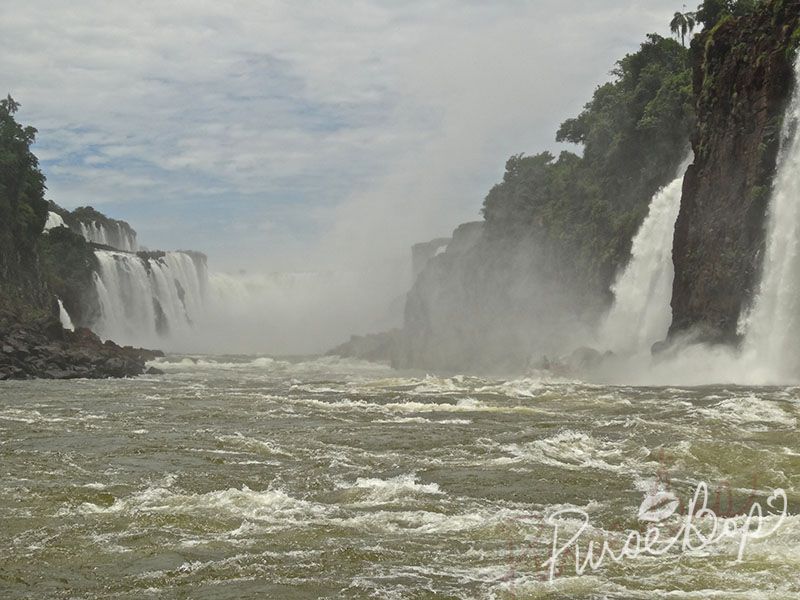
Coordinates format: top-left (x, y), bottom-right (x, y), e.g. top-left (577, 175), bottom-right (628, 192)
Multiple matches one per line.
top-left (740, 55), bottom-right (800, 380)
top-left (44, 211), bottom-right (66, 231)
top-left (56, 298), bottom-right (75, 331)
top-left (92, 250), bottom-right (207, 348)
top-left (79, 221), bottom-right (138, 252)
top-left (599, 156), bottom-right (692, 355)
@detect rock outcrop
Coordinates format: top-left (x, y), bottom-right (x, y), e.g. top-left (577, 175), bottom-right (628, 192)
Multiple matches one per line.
top-left (411, 238), bottom-right (450, 278)
top-left (326, 329), bottom-right (402, 364)
top-left (0, 313), bottom-right (161, 380)
top-left (1, 102), bottom-right (158, 379)
top-left (395, 221), bottom-right (599, 373)
top-left (670, 0), bottom-right (800, 343)
top-left (387, 33), bottom-right (692, 373)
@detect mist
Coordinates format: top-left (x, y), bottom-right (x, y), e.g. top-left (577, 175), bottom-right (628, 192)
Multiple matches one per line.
top-left (4, 0), bottom-right (683, 356)
top-left (14, 0), bottom-right (796, 382)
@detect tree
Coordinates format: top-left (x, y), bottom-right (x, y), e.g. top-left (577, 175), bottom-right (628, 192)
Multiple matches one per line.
top-left (670, 10), bottom-right (697, 46)
top-left (1, 95), bottom-right (20, 115)
top-left (694, 0), bottom-right (759, 30)
top-left (696, 0), bottom-right (728, 28)
top-left (0, 95), bottom-right (47, 247)
top-left (0, 95), bottom-right (48, 298)
top-left (483, 34), bottom-right (693, 295)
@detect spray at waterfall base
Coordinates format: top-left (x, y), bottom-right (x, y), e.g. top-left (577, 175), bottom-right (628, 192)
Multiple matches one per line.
top-left (561, 54), bottom-right (800, 386)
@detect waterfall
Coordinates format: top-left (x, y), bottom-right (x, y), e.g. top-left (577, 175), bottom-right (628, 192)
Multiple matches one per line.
top-left (44, 211), bottom-right (66, 231)
top-left (92, 250), bottom-right (207, 348)
top-left (79, 221), bottom-right (138, 252)
top-left (57, 298), bottom-right (75, 331)
top-left (740, 56), bottom-right (800, 379)
top-left (599, 156), bottom-right (692, 354)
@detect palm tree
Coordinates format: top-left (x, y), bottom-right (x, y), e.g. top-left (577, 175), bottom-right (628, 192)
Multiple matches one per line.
top-left (670, 10), bottom-right (697, 46)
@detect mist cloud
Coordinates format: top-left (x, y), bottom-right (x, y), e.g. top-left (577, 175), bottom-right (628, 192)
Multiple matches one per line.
top-left (2, 0), bottom-right (682, 351)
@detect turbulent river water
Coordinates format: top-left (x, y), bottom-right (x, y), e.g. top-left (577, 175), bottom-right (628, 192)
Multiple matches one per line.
top-left (1, 356), bottom-right (799, 599)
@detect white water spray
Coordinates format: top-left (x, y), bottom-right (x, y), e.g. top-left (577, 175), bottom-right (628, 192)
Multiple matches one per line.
top-left (740, 56), bottom-right (800, 380)
top-left (599, 156), bottom-right (692, 355)
top-left (56, 298), bottom-right (75, 331)
top-left (79, 222), bottom-right (138, 252)
top-left (44, 211), bottom-right (66, 231)
top-left (92, 250), bottom-right (206, 348)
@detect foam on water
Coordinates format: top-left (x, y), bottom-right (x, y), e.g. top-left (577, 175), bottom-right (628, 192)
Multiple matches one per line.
top-left (494, 431), bottom-right (647, 474)
top-left (79, 483), bottom-right (329, 525)
top-left (412, 375), bottom-right (470, 394)
top-left (696, 395), bottom-right (798, 431)
top-left (216, 433), bottom-right (295, 458)
top-left (340, 474), bottom-right (444, 504)
top-left (154, 356), bottom-right (283, 371)
top-left (475, 378), bottom-right (549, 398)
top-left (330, 506), bottom-right (523, 536)
top-left (3, 356), bottom-right (798, 598)
top-left (382, 398), bottom-right (539, 414)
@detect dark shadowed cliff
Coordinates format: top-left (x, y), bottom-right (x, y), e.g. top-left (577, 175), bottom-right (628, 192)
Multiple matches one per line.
top-left (670, 0), bottom-right (800, 344)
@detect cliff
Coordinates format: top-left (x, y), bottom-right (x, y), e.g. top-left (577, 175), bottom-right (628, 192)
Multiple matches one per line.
top-left (326, 329), bottom-right (402, 364)
top-left (0, 99), bottom-right (152, 379)
top-left (49, 202), bottom-right (139, 253)
top-left (0, 317), bottom-right (158, 380)
top-left (411, 238), bottom-right (450, 278)
top-left (670, 0), bottom-right (800, 344)
top-left (391, 34), bottom-right (693, 372)
top-left (397, 222), bottom-right (598, 372)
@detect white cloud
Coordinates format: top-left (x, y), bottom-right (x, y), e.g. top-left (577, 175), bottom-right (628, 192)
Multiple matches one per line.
top-left (1, 0), bottom-right (682, 350)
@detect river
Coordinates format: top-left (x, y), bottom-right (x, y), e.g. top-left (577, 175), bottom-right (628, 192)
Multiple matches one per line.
top-left (1, 356), bottom-right (798, 598)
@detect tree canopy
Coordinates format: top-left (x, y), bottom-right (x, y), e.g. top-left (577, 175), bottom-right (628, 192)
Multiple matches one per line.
top-left (0, 96), bottom-right (48, 284)
top-left (695, 0), bottom-right (760, 29)
top-left (670, 11), bottom-right (697, 46)
top-left (481, 34), bottom-right (693, 297)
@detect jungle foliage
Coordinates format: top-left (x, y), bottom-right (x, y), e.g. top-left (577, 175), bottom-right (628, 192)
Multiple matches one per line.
top-left (481, 34), bottom-right (694, 296)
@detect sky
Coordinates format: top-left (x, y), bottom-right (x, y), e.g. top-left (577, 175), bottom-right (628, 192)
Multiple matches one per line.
top-left (3, 0), bottom-right (683, 271)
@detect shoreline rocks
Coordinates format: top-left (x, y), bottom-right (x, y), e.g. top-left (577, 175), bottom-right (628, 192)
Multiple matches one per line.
top-left (0, 316), bottom-right (162, 380)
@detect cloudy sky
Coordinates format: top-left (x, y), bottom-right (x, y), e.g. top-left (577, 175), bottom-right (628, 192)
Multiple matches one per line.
top-left (4, 0), bottom-right (679, 276)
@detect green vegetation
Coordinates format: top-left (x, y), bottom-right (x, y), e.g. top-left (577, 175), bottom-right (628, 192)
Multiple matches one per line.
top-left (671, 11), bottom-right (697, 46)
top-left (68, 205), bottom-right (133, 235)
top-left (39, 226), bottom-right (99, 324)
top-left (0, 97), bottom-right (47, 249)
top-left (788, 23), bottom-right (800, 60)
top-left (0, 97), bottom-right (104, 325)
top-left (481, 34), bottom-right (693, 297)
top-left (0, 96), bottom-right (49, 317)
top-left (696, 0), bottom-right (760, 28)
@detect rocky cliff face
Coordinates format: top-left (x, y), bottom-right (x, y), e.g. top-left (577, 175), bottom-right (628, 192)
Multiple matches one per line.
top-left (39, 225), bottom-right (101, 328)
top-left (0, 102), bottom-right (155, 379)
top-left (0, 316), bottom-right (161, 380)
top-left (383, 33), bottom-right (692, 373)
top-left (670, 0), bottom-right (800, 344)
top-left (51, 203), bottom-right (139, 252)
top-left (395, 222), bottom-right (598, 373)
top-left (411, 238), bottom-right (450, 278)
